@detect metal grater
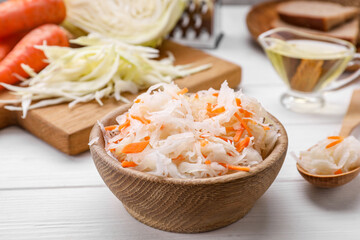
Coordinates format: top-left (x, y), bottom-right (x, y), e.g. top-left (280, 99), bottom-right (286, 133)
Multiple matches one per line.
top-left (168, 0), bottom-right (223, 49)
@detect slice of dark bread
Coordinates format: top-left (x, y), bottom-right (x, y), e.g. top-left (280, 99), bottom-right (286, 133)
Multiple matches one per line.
top-left (272, 17), bottom-right (359, 45)
top-left (277, 1), bottom-right (359, 31)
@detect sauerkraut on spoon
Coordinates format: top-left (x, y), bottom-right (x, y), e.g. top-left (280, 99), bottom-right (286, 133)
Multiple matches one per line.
top-left (99, 81), bottom-right (280, 178)
top-left (296, 136), bottom-right (360, 175)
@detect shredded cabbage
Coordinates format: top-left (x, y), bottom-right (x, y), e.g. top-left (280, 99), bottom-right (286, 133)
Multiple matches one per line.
top-left (101, 81), bottom-right (280, 179)
top-left (64, 0), bottom-right (187, 47)
top-left (0, 34), bottom-right (211, 118)
top-left (297, 136), bottom-right (360, 175)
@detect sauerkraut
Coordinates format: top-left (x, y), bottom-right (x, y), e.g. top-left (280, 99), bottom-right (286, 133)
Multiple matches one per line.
top-left (100, 81), bottom-right (280, 178)
top-left (297, 136), bottom-right (360, 175)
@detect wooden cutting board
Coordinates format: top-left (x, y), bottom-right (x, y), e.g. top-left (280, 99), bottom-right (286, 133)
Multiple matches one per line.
top-left (0, 40), bottom-right (241, 155)
top-left (340, 89), bottom-right (360, 137)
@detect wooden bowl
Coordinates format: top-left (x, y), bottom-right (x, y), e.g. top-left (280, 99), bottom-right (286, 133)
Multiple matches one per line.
top-left (89, 105), bottom-right (288, 233)
top-left (297, 164), bottom-right (360, 188)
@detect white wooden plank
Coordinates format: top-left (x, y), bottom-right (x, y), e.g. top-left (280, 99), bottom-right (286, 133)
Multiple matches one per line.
top-left (1, 5), bottom-right (360, 239)
top-left (0, 127), bottom-right (104, 190)
top-left (1, 180), bottom-right (359, 240)
top-left (0, 122), bottom-right (343, 189)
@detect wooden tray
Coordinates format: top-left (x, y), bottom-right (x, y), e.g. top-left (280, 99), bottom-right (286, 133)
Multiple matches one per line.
top-left (246, 0), bottom-right (360, 70)
top-left (246, 0), bottom-right (360, 41)
top-left (0, 40), bottom-right (241, 155)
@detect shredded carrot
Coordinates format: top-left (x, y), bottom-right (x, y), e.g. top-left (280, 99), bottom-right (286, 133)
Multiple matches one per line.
top-left (202, 153), bottom-right (208, 159)
top-left (225, 126), bottom-right (235, 133)
top-left (144, 136), bottom-right (150, 141)
top-left (238, 108), bottom-right (253, 118)
top-left (245, 119), bottom-right (258, 125)
top-left (235, 98), bottom-right (241, 107)
top-left (160, 124), bottom-right (165, 130)
top-left (118, 119), bottom-right (130, 131)
top-left (104, 125), bottom-right (117, 131)
top-left (219, 163), bottom-right (250, 172)
top-left (234, 113), bottom-right (253, 137)
top-left (172, 155), bottom-right (185, 161)
top-left (212, 93), bottom-right (219, 97)
top-left (327, 136), bottom-right (343, 140)
top-left (207, 103), bottom-right (226, 117)
top-left (233, 128), bottom-right (245, 142)
top-left (334, 169), bottom-right (343, 175)
top-left (177, 88), bottom-right (188, 95)
top-left (263, 125), bottom-right (270, 131)
top-left (122, 161), bottom-right (138, 168)
top-left (211, 106), bottom-right (225, 114)
top-left (121, 141), bottom-right (149, 154)
top-left (206, 103), bottom-right (213, 113)
top-left (205, 160), bottom-right (211, 165)
top-left (131, 115), bottom-right (151, 124)
top-left (236, 137), bottom-right (251, 152)
top-left (134, 99), bottom-right (141, 103)
top-left (216, 136), bottom-right (232, 143)
top-left (326, 139), bottom-right (343, 149)
top-left (195, 93), bottom-right (199, 99)
top-left (200, 139), bottom-right (209, 147)
top-left (244, 118), bottom-right (270, 131)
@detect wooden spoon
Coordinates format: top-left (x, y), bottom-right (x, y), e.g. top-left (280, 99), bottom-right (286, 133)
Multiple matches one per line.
top-left (297, 164), bottom-right (360, 188)
top-left (297, 89), bottom-right (360, 188)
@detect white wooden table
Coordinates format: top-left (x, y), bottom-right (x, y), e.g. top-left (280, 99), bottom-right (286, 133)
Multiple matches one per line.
top-left (1, 5), bottom-right (360, 240)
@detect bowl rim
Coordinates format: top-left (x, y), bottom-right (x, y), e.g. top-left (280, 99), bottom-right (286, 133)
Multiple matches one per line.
top-left (90, 104), bottom-right (288, 185)
top-left (296, 163), bottom-right (360, 178)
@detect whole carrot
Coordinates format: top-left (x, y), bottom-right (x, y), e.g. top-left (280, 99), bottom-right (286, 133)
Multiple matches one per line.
top-left (0, 24), bottom-right (69, 90)
top-left (0, 0), bottom-right (66, 38)
top-left (0, 31), bottom-right (28, 61)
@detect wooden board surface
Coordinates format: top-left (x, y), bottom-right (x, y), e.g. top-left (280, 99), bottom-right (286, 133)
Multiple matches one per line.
top-left (246, 0), bottom-right (360, 71)
top-left (340, 89), bottom-right (360, 137)
top-left (0, 40), bottom-right (241, 155)
top-left (246, 0), bottom-right (360, 41)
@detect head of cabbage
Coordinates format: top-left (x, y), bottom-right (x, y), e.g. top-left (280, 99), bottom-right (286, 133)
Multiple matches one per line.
top-left (63, 0), bottom-right (187, 47)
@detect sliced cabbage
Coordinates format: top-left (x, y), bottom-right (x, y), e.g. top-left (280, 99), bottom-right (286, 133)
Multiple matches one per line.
top-left (0, 34), bottom-right (211, 118)
top-left (64, 0), bottom-right (187, 47)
